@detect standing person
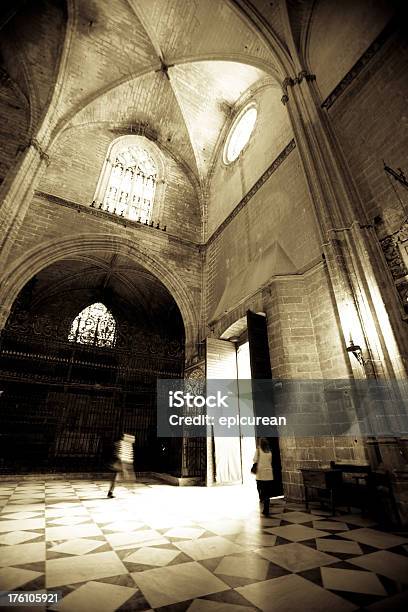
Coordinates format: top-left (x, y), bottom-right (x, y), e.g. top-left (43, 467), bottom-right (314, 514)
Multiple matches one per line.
top-left (107, 433), bottom-right (135, 498)
top-left (253, 437), bottom-right (274, 517)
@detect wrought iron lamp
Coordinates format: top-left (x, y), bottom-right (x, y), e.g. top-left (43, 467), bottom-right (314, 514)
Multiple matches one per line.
top-left (346, 339), bottom-right (365, 366)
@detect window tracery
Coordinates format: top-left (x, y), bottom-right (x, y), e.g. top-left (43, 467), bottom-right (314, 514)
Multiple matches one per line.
top-left (103, 146), bottom-right (157, 222)
top-left (68, 302), bottom-right (116, 347)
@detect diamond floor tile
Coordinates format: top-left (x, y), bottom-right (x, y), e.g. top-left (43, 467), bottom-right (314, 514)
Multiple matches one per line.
top-left (174, 536), bottom-right (245, 560)
top-left (266, 524), bottom-right (330, 542)
top-left (0, 567), bottom-right (43, 590)
top-left (348, 550), bottom-right (408, 584)
top-left (46, 523), bottom-right (103, 540)
top-left (48, 538), bottom-right (106, 556)
top-left (0, 517), bottom-right (45, 532)
top-left (316, 538), bottom-right (363, 555)
top-left (50, 580), bottom-right (136, 612)
top-left (0, 478), bottom-right (405, 611)
top-left (339, 528), bottom-right (408, 549)
top-left (164, 527), bottom-right (206, 539)
top-left (105, 529), bottom-right (169, 549)
top-left (236, 573), bottom-right (356, 612)
top-left (123, 546), bottom-right (180, 566)
top-left (312, 521), bottom-right (348, 531)
top-left (0, 530), bottom-right (42, 545)
top-left (233, 532), bottom-right (278, 548)
top-left (321, 567), bottom-right (387, 596)
top-left (187, 600), bottom-right (256, 612)
top-left (333, 515), bottom-right (377, 527)
top-left (274, 511), bottom-right (319, 524)
top-left (0, 542), bottom-right (45, 567)
top-left (256, 542), bottom-right (338, 572)
top-left (215, 553), bottom-right (269, 580)
top-left (131, 561), bottom-right (229, 608)
top-left (46, 551), bottom-right (128, 588)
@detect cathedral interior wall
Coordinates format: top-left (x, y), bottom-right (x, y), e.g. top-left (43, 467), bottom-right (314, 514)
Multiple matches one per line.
top-left (308, 0), bottom-right (393, 101)
top-left (207, 83), bottom-right (293, 236)
top-left (206, 147), bottom-right (320, 322)
top-left (327, 30), bottom-right (408, 236)
top-left (0, 1), bottom-right (407, 519)
top-left (37, 126), bottom-right (201, 243)
top-left (0, 0), bottom-right (66, 183)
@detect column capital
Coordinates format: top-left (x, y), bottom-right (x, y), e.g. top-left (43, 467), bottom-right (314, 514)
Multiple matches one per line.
top-left (29, 138), bottom-right (50, 165)
top-left (281, 71), bottom-right (316, 105)
top-left (17, 138), bottom-right (50, 165)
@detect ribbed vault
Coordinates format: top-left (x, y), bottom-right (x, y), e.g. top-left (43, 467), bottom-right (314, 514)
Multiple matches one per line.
top-left (13, 253), bottom-right (185, 339)
top-left (48, 0), bottom-right (288, 193)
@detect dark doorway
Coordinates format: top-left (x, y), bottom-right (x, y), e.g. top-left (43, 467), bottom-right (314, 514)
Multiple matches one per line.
top-left (0, 254), bottom-right (185, 475)
top-left (247, 310), bottom-right (283, 495)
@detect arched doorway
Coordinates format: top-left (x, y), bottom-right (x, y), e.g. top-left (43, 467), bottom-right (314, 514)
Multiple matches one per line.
top-left (0, 253), bottom-right (187, 475)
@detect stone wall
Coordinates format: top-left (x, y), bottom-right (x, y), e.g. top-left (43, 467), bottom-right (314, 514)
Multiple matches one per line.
top-left (308, 0), bottom-right (393, 101)
top-left (327, 30), bottom-right (408, 235)
top-left (0, 78), bottom-right (29, 183)
top-left (38, 128), bottom-right (201, 243)
top-left (263, 268), bottom-right (367, 500)
top-left (206, 146), bottom-right (320, 323)
top-left (207, 83), bottom-right (293, 236)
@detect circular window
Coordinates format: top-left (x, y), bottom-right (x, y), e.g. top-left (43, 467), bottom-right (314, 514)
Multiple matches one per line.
top-left (224, 105), bottom-right (257, 164)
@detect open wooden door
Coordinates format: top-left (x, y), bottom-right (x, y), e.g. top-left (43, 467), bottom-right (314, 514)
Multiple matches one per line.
top-left (247, 311), bottom-right (283, 495)
top-left (206, 338), bottom-right (242, 484)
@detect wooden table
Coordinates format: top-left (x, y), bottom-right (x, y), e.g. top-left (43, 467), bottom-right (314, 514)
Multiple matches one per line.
top-left (300, 468), bottom-right (343, 515)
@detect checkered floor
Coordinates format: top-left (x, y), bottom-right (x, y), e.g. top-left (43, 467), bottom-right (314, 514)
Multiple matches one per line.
top-left (0, 480), bottom-right (408, 611)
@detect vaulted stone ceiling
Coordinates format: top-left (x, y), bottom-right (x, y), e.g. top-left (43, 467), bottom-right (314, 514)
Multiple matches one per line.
top-left (1, 0), bottom-right (321, 190)
top-left (20, 254), bottom-right (184, 337)
top-left (0, 0), bottom-right (66, 137)
top-left (50, 0), bottom-right (285, 192)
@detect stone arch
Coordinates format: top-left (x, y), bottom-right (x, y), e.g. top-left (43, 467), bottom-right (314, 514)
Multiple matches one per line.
top-left (0, 233), bottom-right (199, 363)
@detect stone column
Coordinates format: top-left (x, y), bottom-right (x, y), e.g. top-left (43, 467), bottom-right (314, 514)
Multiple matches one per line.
top-left (0, 139), bottom-right (49, 274)
top-left (282, 72), bottom-right (408, 383)
top-left (281, 72), bottom-right (408, 485)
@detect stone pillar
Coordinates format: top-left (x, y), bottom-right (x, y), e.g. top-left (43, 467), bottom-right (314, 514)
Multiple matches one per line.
top-left (0, 139), bottom-right (49, 270)
top-left (282, 72), bottom-right (408, 382)
top-left (282, 70), bottom-right (408, 511)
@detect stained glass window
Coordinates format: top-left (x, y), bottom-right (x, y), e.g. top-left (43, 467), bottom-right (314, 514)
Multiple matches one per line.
top-left (68, 303), bottom-right (116, 347)
top-left (103, 146), bottom-right (157, 222)
top-left (225, 105), bottom-right (257, 164)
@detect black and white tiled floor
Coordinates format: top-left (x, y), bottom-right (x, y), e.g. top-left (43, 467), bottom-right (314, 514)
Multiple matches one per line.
top-left (0, 479), bottom-right (408, 611)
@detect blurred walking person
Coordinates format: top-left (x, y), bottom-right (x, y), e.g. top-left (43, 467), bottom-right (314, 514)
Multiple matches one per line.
top-left (107, 433), bottom-right (135, 498)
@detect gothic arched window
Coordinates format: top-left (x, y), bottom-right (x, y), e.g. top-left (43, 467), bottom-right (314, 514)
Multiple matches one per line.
top-left (102, 146), bottom-right (157, 222)
top-left (68, 302), bottom-right (116, 347)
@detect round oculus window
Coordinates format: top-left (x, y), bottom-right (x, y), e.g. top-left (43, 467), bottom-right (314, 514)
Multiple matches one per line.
top-left (224, 105), bottom-right (257, 164)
